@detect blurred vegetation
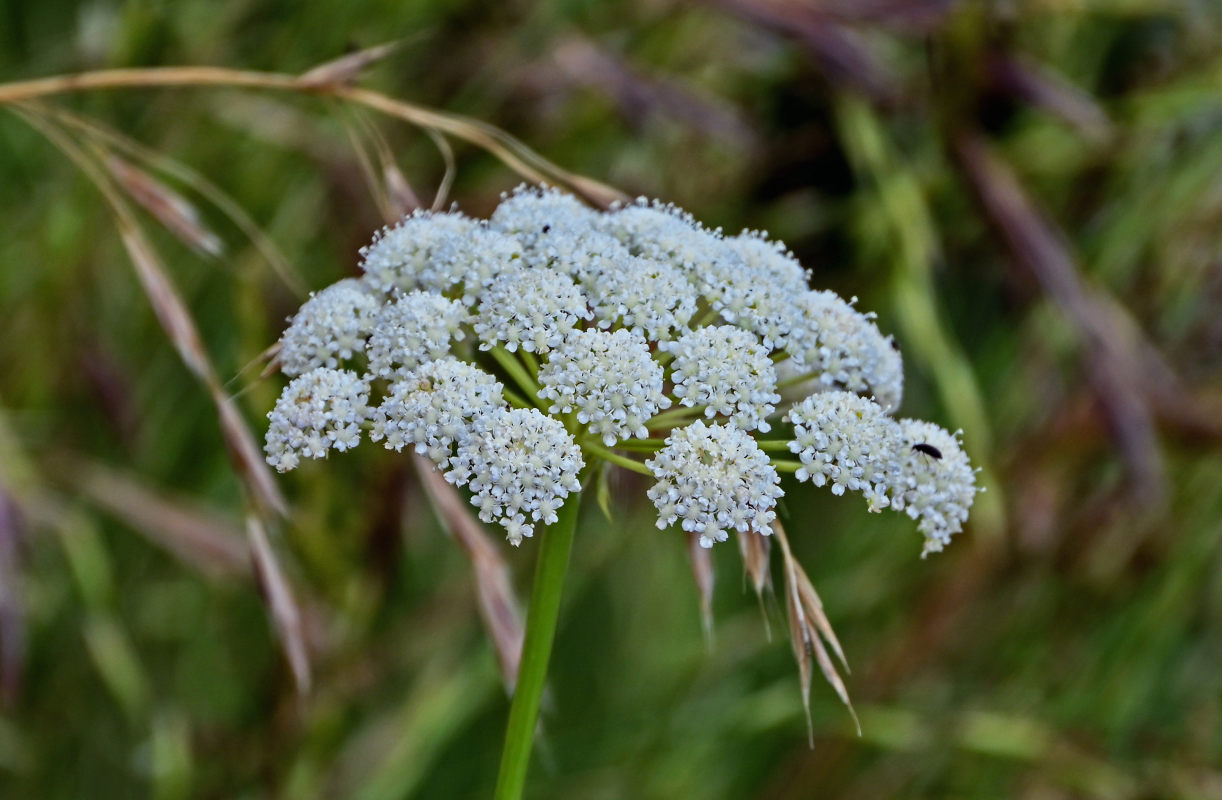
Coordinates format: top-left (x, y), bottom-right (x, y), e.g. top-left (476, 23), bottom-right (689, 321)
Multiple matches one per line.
top-left (2, 0), bottom-right (1222, 798)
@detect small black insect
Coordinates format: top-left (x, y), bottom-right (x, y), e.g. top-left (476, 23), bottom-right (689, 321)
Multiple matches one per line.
top-left (912, 442), bottom-right (942, 460)
top-left (541, 224), bottom-right (551, 234)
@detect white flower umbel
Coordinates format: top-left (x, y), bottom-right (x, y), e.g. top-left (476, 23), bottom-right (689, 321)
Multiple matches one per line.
top-left (359, 211), bottom-right (474, 294)
top-left (366, 291), bottom-right (469, 380)
top-left (368, 358), bottom-right (505, 464)
top-left (646, 421), bottom-right (783, 548)
top-left (446, 407), bottom-right (585, 545)
top-left (270, 186), bottom-right (974, 559)
top-left (588, 255), bottom-right (699, 342)
top-left (265, 368), bottom-right (369, 472)
top-left (473, 263), bottom-right (592, 354)
top-left (278, 279), bottom-right (380, 377)
top-left (538, 328), bottom-right (671, 446)
top-left (889, 420), bottom-right (978, 556)
top-left (786, 391), bottom-right (899, 511)
top-left (663, 325), bottom-right (781, 432)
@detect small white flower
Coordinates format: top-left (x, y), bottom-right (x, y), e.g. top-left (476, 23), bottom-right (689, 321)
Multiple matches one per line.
top-left (265, 368), bottom-right (369, 472)
top-left (587, 255), bottom-right (698, 342)
top-left (786, 391), bottom-right (899, 511)
top-left (446, 407), bottom-right (585, 545)
top-left (663, 325), bottom-right (781, 432)
top-left (368, 358), bottom-right (505, 463)
top-left (473, 263), bottom-right (592, 354)
top-left (646, 421), bottom-right (783, 548)
top-left (366, 291), bottom-right (469, 380)
top-left (278, 279), bottom-right (380, 377)
top-left (430, 225), bottom-right (523, 303)
top-left (889, 420), bottom-right (978, 556)
top-left (360, 211), bottom-right (474, 294)
top-left (724, 230), bottom-right (811, 293)
top-left (490, 184), bottom-right (602, 252)
top-left (784, 291), bottom-right (904, 413)
top-left (539, 328), bottom-right (671, 446)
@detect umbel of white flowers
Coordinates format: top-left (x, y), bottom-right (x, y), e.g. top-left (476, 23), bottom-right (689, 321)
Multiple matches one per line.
top-left (265, 186), bottom-right (980, 555)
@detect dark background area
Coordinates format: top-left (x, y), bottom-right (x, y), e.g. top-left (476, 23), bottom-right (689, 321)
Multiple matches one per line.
top-left (1, 1), bottom-right (1221, 797)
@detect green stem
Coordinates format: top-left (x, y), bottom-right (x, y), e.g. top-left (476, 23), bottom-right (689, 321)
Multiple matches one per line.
top-left (771, 459), bottom-right (804, 473)
top-left (755, 439), bottom-right (792, 452)
top-left (582, 441), bottom-right (654, 476)
top-left (776, 368), bottom-right (821, 390)
top-left (646, 405), bottom-right (705, 430)
top-left (490, 346), bottom-right (544, 407)
top-left (519, 349), bottom-right (540, 379)
top-left (609, 438), bottom-right (668, 451)
top-left (493, 490), bottom-right (582, 800)
top-left (503, 387), bottom-right (532, 409)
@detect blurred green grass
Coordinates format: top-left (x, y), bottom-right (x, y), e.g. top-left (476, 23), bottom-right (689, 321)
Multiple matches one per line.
top-left (2, 1), bottom-right (1222, 798)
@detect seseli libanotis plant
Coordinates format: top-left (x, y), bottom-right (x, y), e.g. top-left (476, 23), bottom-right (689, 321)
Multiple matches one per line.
top-left (264, 185), bottom-right (981, 798)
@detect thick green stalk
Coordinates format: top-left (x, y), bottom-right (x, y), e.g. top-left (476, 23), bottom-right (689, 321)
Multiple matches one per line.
top-left (493, 489), bottom-right (582, 800)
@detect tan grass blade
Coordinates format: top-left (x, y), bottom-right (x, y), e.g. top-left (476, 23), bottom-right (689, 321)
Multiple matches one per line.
top-left (687, 533), bottom-right (716, 642)
top-left (782, 552), bottom-right (815, 747)
top-left (44, 105), bottom-right (304, 297)
top-left (793, 565), bottom-right (848, 672)
top-left (105, 155), bottom-right (224, 257)
top-left (246, 513), bottom-right (311, 693)
top-left (775, 521), bottom-right (858, 740)
top-left (352, 109), bottom-right (422, 217)
top-left (0, 484), bottom-right (25, 706)
top-left (413, 455), bottom-right (524, 690)
top-left (15, 106), bottom-right (305, 688)
top-left (384, 161), bottom-right (421, 217)
top-left (297, 41), bottom-right (403, 88)
top-left (0, 66), bottom-right (628, 208)
top-left (953, 131), bottom-right (1164, 501)
top-left (737, 529), bottom-right (772, 597)
top-left (66, 459), bottom-right (250, 580)
top-left (421, 127), bottom-right (456, 211)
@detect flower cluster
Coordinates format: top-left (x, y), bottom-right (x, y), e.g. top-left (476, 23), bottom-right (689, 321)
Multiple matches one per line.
top-left (538, 328), bottom-right (669, 446)
top-left (645, 421), bottom-right (783, 548)
top-left (265, 185), bottom-right (978, 553)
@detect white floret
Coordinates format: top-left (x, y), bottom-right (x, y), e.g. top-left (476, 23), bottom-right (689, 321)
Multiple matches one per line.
top-left (490, 184), bottom-right (602, 252)
top-left (473, 264), bottom-right (592, 354)
top-left (782, 290), bottom-right (904, 413)
top-left (368, 358), bottom-right (505, 464)
top-left (359, 211), bottom-right (474, 294)
top-left (445, 407), bottom-right (585, 545)
top-left (365, 291), bottom-right (469, 380)
top-left (264, 368), bottom-right (369, 472)
top-left (785, 391), bottom-right (900, 511)
top-left (645, 421), bottom-right (783, 548)
top-left (662, 325), bottom-right (780, 432)
top-left (587, 255), bottom-right (699, 342)
top-left (278, 279), bottom-right (380, 377)
top-left (888, 420), bottom-right (979, 556)
top-left (538, 328), bottom-right (671, 446)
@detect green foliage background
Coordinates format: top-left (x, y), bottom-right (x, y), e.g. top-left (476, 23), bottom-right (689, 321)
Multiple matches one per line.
top-left (2, 1), bottom-right (1221, 797)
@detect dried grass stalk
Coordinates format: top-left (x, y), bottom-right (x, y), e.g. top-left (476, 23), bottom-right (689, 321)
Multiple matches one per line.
top-left (67, 459), bottom-right (250, 580)
top-left (296, 41), bottom-right (403, 88)
top-left (774, 520), bottom-right (858, 743)
top-left (0, 485), bottom-right (25, 706)
top-left (687, 533), bottom-right (716, 641)
top-left (246, 513), bottom-right (311, 693)
top-left (413, 455), bottom-right (525, 690)
top-left (106, 155), bottom-right (224, 256)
